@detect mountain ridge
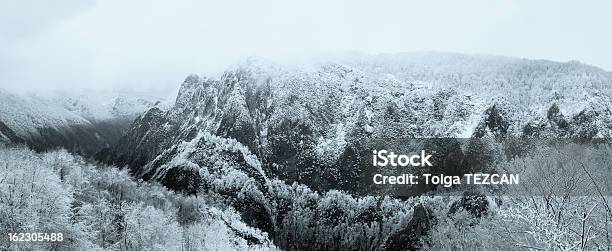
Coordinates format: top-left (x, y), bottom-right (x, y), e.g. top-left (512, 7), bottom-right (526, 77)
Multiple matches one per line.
top-left (0, 89), bottom-right (163, 155)
top-left (94, 53), bottom-right (612, 249)
top-left (100, 52), bottom-right (612, 174)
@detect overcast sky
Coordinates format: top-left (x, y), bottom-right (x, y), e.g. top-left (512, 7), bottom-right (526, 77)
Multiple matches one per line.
top-left (1, 0), bottom-right (611, 93)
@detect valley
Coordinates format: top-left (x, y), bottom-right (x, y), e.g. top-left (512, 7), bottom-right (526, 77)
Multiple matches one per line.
top-left (2, 53), bottom-right (612, 250)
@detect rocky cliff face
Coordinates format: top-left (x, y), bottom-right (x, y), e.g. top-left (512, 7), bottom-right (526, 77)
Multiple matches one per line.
top-left (96, 54), bottom-right (612, 250)
top-left (100, 54), bottom-right (612, 189)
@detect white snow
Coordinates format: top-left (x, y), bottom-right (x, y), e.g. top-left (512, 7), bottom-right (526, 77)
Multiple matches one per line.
top-left (0, 88), bottom-right (164, 139)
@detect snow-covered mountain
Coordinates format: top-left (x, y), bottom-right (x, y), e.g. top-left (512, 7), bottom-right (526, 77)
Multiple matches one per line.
top-left (48, 89), bottom-right (166, 122)
top-left (0, 89), bottom-right (163, 155)
top-left (96, 53), bottom-right (612, 250)
top-left (99, 53), bottom-right (612, 183)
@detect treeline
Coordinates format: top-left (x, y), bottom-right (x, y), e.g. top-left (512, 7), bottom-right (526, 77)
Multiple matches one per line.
top-left (113, 130), bottom-right (612, 250)
top-left (2, 142), bottom-right (611, 250)
top-left (0, 146), bottom-right (275, 250)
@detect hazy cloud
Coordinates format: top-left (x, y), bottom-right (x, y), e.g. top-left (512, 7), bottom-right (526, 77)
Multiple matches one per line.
top-left (1, 0), bottom-right (611, 93)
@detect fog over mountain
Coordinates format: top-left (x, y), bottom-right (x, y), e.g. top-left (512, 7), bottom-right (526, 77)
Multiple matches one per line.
top-left (0, 89), bottom-right (163, 155)
top-left (2, 1), bottom-right (612, 250)
top-left (2, 52), bottom-right (612, 250)
top-left (1, 0), bottom-right (611, 93)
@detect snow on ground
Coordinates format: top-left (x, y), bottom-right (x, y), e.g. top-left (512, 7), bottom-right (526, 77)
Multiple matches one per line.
top-left (0, 90), bottom-right (91, 138)
top-left (0, 88), bottom-right (166, 139)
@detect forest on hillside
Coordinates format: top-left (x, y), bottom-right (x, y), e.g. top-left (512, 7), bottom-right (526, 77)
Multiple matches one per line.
top-left (2, 54), bottom-right (612, 250)
top-left (2, 143), bottom-right (611, 250)
top-left (0, 146), bottom-right (276, 250)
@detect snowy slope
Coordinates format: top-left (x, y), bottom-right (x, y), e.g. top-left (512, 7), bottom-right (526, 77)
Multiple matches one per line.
top-left (48, 89), bottom-right (164, 122)
top-left (97, 53), bottom-right (612, 250)
top-left (0, 90), bottom-right (91, 138)
top-left (341, 52), bottom-right (612, 135)
top-left (100, 52), bottom-right (612, 188)
top-left (0, 89), bottom-right (164, 155)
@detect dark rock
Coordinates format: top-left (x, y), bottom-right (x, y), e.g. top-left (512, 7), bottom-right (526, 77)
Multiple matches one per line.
top-left (522, 120), bottom-right (546, 137)
top-left (571, 109), bottom-right (599, 139)
top-left (448, 191), bottom-right (489, 218)
top-left (461, 138), bottom-right (497, 173)
top-left (472, 104), bottom-right (509, 138)
top-left (161, 166), bottom-right (202, 195)
top-left (383, 204), bottom-right (435, 250)
top-left (0, 121), bottom-right (24, 144)
top-left (547, 104), bottom-right (569, 129)
top-left (96, 107), bottom-right (176, 172)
